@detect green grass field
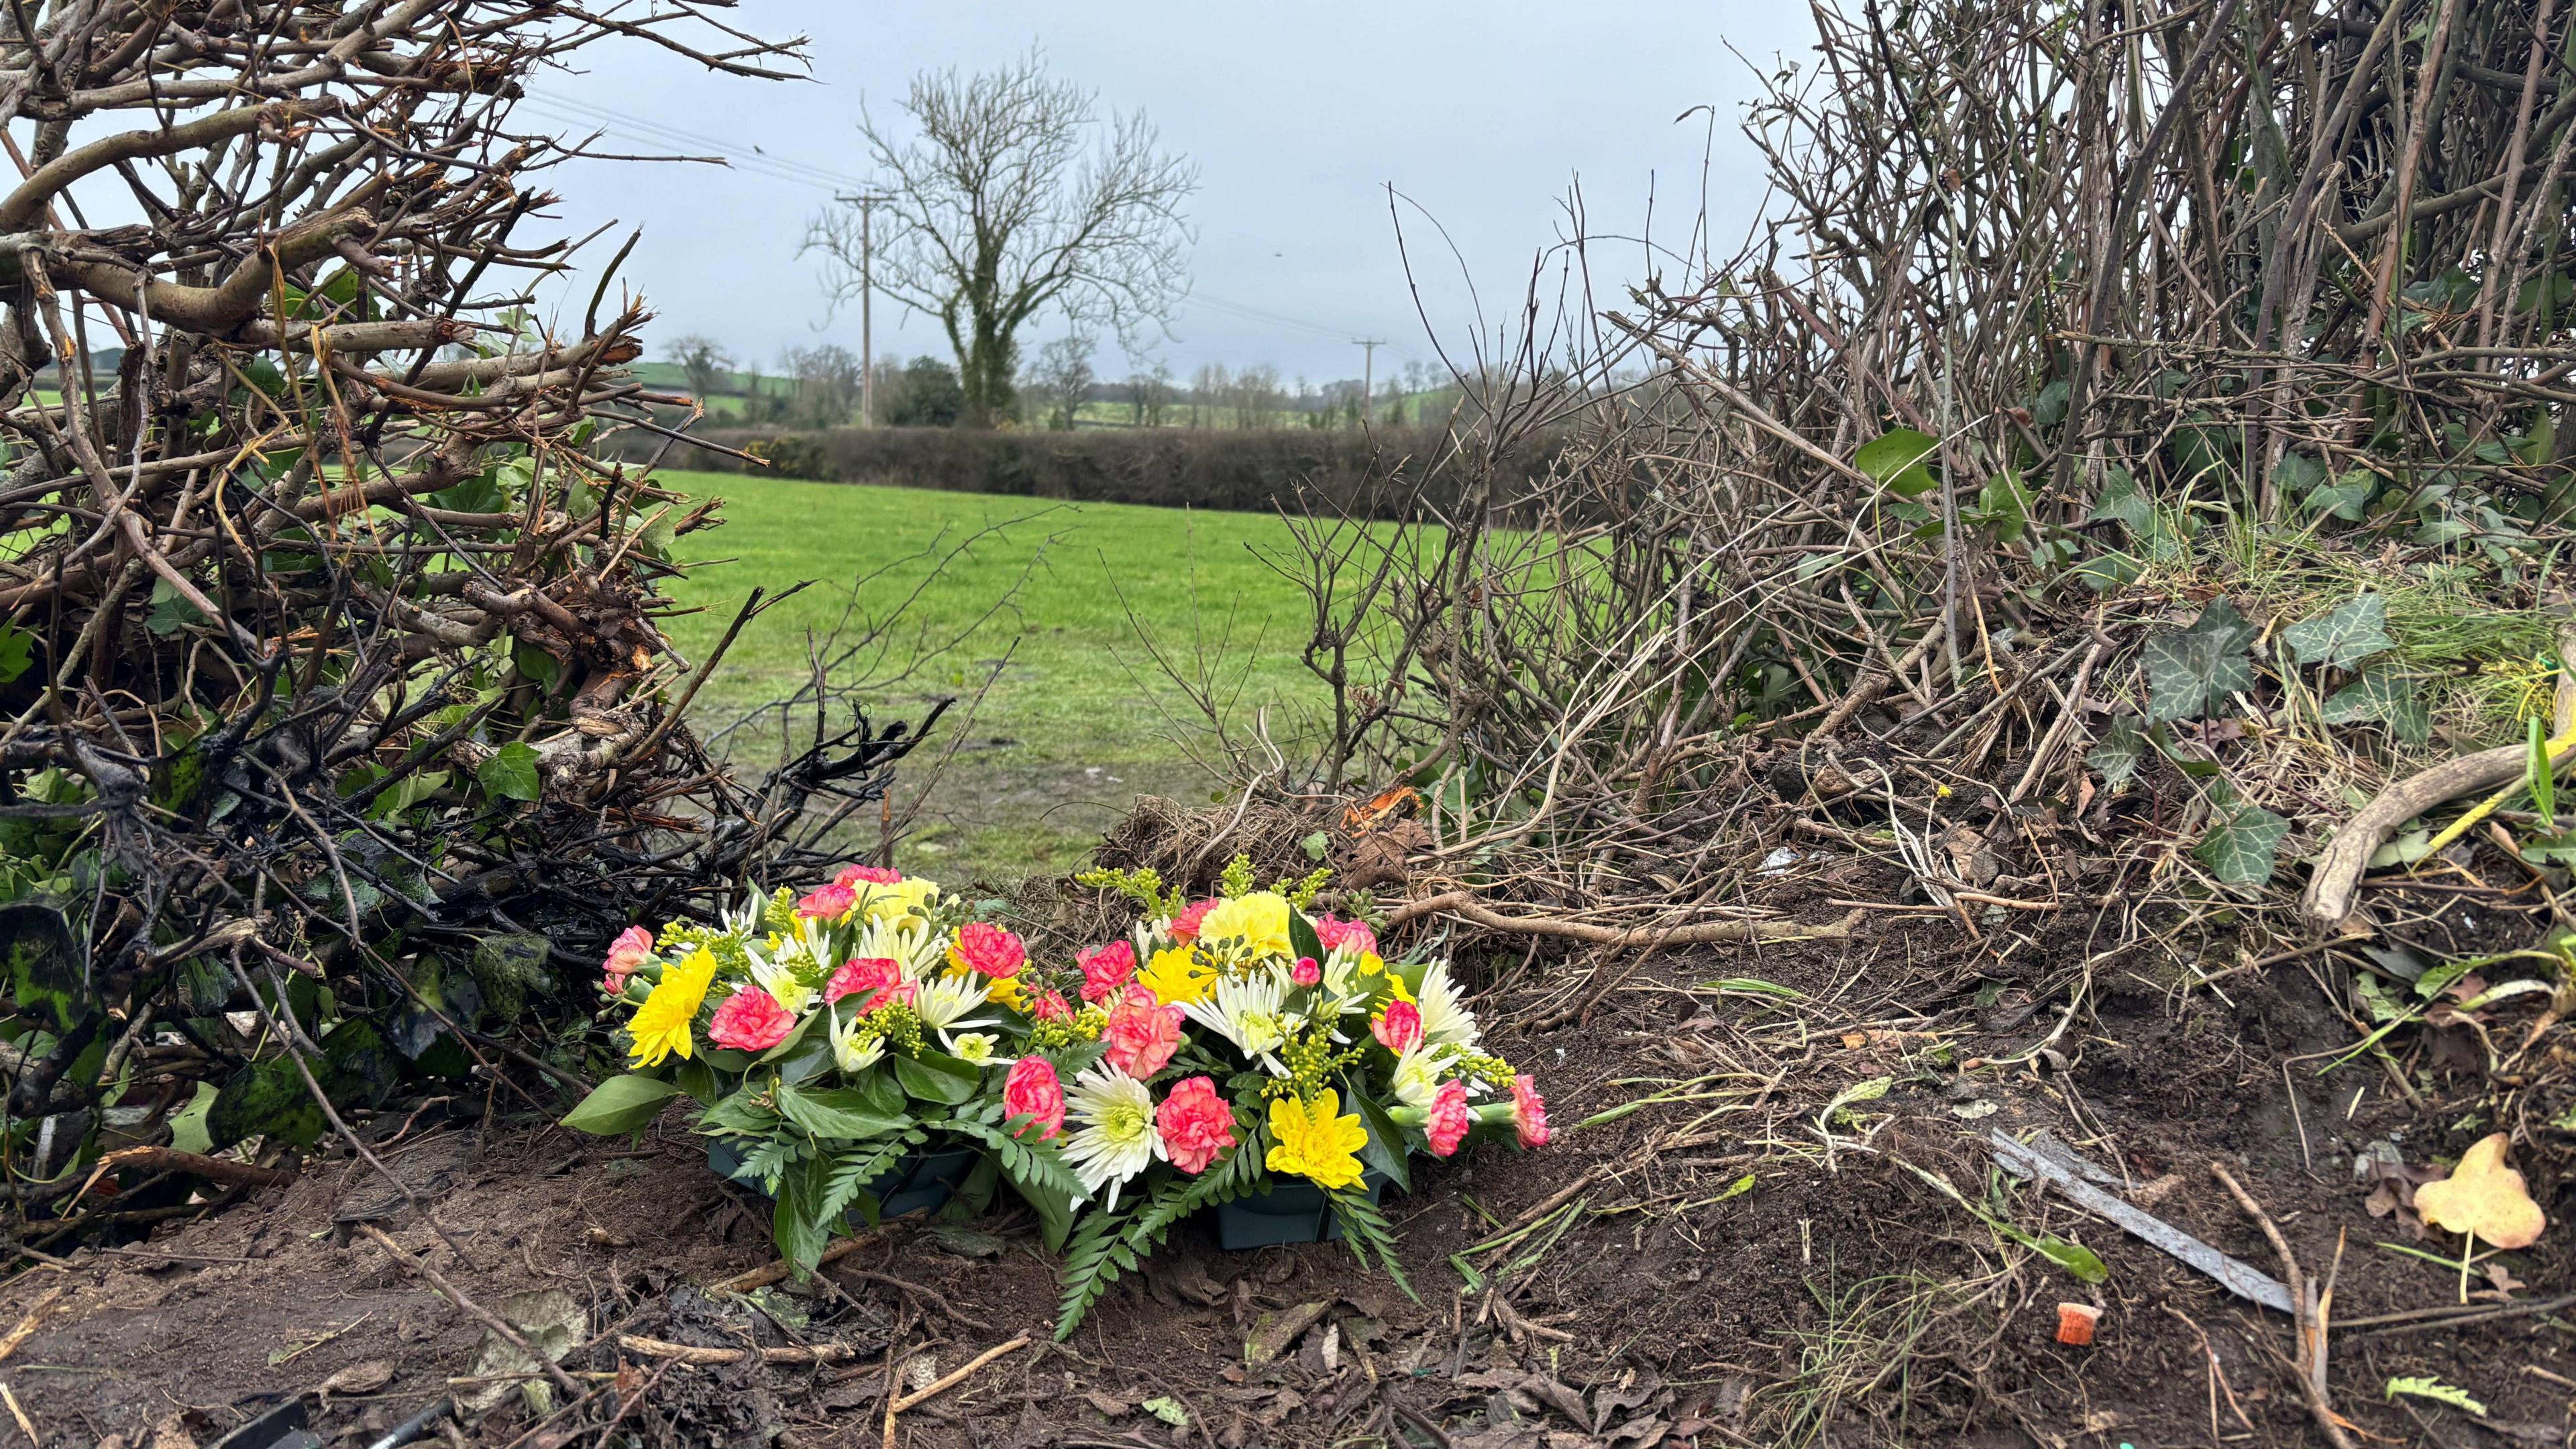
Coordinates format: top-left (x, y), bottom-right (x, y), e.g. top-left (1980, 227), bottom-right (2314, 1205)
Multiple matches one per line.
top-left (653, 471), bottom-right (1333, 883)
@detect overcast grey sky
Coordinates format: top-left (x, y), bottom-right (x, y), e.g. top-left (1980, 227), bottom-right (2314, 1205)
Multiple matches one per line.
top-left (527, 2), bottom-right (1817, 387)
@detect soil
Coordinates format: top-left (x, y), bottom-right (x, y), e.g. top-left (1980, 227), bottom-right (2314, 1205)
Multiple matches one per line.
top-left (9, 873), bottom-right (2574, 1448)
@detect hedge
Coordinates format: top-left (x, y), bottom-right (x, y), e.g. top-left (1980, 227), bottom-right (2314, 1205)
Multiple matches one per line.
top-left (607, 424), bottom-right (1557, 519)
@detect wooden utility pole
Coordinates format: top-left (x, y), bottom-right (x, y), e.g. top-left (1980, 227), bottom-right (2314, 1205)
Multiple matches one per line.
top-left (838, 193), bottom-right (892, 425)
top-left (1353, 337), bottom-right (1385, 425)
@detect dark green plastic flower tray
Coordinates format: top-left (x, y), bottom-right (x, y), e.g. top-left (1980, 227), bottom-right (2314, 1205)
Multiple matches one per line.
top-left (706, 1140), bottom-right (977, 1222)
top-left (1214, 1172), bottom-right (1387, 1250)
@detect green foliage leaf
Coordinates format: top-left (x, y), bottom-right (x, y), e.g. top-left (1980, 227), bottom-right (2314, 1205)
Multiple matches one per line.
top-left (0, 621), bottom-right (32, 684)
top-left (2534, 716), bottom-right (2559, 829)
top-left (892, 1051), bottom-right (981, 1105)
top-left (2322, 664), bottom-right (2431, 743)
top-left (775, 1081), bottom-right (909, 1140)
top-left (2086, 715), bottom-right (2146, 792)
top-left (771, 1151), bottom-right (833, 1276)
top-left (2144, 599), bottom-right (2258, 722)
top-left (477, 742), bottom-right (542, 802)
top-left (2271, 451), bottom-right (2326, 498)
top-left (209, 1055), bottom-right (325, 1150)
top-left (144, 578), bottom-right (205, 636)
top-left (1348, 1090), bottom-right (1409, 1193)
top-left (2385, 1377), bottom-right (2484, 1415)
top-left (1288, 910), bottom-right (1325, 969)
top-left (2086, 471), bottom-right (2152, 529)
top-left (561, 1074), bottom-right (683, 1135)
top-left (1856, 427), bottom-right (1939, 498)
top-left (2196, 803), bottom-right (2292, 886)
top-left (2, 902), bottom-right (87, 1032)
top-left (2282, 592), bottom-right (2393, 668)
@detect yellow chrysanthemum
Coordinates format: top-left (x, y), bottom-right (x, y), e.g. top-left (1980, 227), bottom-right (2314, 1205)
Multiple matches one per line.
top-left (627, 947), bottom-right (716, 1068)
top-left (1265, 1089), bottom-right (1368, 1190)
top-left (1197, 892), bottom-right (1291, 961)
top-left (1356, 951), bottom-right (1386, 977)
top-left (857, 875), bottom-right (941, 927)
top-left (1138, 944), bottom-right (1215, 1006)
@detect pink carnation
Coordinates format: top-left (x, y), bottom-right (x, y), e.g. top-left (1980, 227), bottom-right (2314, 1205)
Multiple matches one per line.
top-left (1103, 985), bottom-right (1184, 1078)
top-left (1168, 900), bottom-right (1218, 943)
top-left (1372, 999), bottom-right (1423, 1054)
top-left (824, 957), bottom-right (914, 1013)
top-left (1077, 941), bottom-right (1137, 1003)
top-left (1512, 1074), bottom-right (1550, 1149)
top-left (1156, 1075), bottom-right (1238, 1174)
top-left (833, 863), bottom-right (904, 890)
top-left (706, 986), bottom-right (796, 1052)
top-left (1426, 1079), bottom-right (1472, 1157)
top-left (795, 883), bottom-right (855, 920)
top-left (949, 921), bottom-right (1026, 979)
top-left (1031, 987), bottom-right (1074, 1022)
top-left (1291, 956), bottom-right (1321, 987)
top-left (1003, 1057), bottom-right (1066, 1141)
top-left (600, 926), bottom-right (653, 991)
top-left (1315, 914), bottom-right (1379, 957)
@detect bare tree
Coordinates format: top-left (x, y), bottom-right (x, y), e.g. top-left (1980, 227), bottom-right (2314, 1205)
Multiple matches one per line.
top-left (1028, 334), bottom-right (1097, 431)
top-left (665, 333), bottom-right (737, 406)
top-left (804, 48), bottom-right (1197, 428)
top-left (781, 343), bottom-right (865, 427)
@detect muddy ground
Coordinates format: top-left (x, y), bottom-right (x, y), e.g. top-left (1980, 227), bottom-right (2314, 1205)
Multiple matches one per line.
top-left (6, 876), bottom-right (2571, 1448)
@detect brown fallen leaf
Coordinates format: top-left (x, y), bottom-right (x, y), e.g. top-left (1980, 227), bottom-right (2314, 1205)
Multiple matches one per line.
top-left (2416, 1133), bottom-right (2547, 1250)
top-left (319, 1357), bottom-right (396, 1401)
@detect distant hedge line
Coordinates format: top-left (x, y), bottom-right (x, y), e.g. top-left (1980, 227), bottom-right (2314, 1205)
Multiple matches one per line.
top-left (608, 424), bottom-right (1556, 517)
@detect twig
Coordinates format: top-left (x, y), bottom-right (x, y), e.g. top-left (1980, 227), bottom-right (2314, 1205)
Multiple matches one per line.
top-left (0, 1287), bottom-right (63, 1367)
top-left (614, 1334), bottom-right (862, 1366)
top-left (0, 1383), bottom-right (34, 1444)
top-left (710, 1230), bottom-right (883, 1295)
top-left (2211, 1163), bottom-right (2359, 1449)
top-left (890, 1335), bottom-right (1031, 1413)
top-left (358, 1224), bottom-right (582, 1398)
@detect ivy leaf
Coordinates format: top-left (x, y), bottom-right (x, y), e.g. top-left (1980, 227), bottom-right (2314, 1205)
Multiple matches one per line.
top-left (2087, 470), bottom-right (2153, 529)
top-left (2271, 451), bottom-right (2326, 497)
top-left (1856, 427), bottom-right (1939, 498)
top-left (2322, 664), bottom-right (2431, 743)
top-left (2086, 715), bottom-right (2146, 792)
top-left (2144, 599), bottom-right (2258, 722)
top-left (2196, 803), bottom-right (2292, 886)
top-left (0, 621), bottom-right (32, 684)
top-left (477, 741), bottom-right (542, 802)
top-left (2282, 592), bottom-right (2393, 668)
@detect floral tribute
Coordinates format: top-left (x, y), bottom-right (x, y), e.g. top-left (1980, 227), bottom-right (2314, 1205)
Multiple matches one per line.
top-left (557, 855), bottom-right (1546, 1338)
top-left (1038, 855), bottom-right (1546, 1336)
top-left (559, 866), bottom-right (1085, 1276)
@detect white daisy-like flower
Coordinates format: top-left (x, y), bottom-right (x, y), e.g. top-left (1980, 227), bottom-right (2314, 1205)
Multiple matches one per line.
top-left (949, 1030), bottom-right (1001, 1066)
top-left (913, 969), bottom-right (999, 1036)
top-left (1389, 1040), bottom-right (1460, 1113)
top-left (1181, 964), bottom-right (1298, 1075)
top-left (853, 915), bottom-right (945, 979)
top-left (1415, 960), bottom-right (1479, 1048)
top-left (1062, 1065), bottom-right (1165, 1209)
top-left (828, 1004), bottom-right (885, 1073)
top-left (743, 941), bottom-right (816, 1016)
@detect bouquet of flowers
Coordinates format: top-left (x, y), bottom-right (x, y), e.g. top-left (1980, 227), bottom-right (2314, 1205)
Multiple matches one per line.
top-left (559, 865), bottom-right (1083, 1274)
top-left (557, 855), bottom-right (1548, 1337)
top-left (1033, 858), bottom-right (1548, 1336)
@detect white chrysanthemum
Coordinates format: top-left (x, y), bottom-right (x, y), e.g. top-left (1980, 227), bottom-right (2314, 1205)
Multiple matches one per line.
top-left (949, 1031), bottom-right (1001, 1066)
top-left (853, 916), bottom-right (945, 979)
top-left (913, 969), bottom-right (998, 1036)
top-left (743, 942), bottom-right (816, 1016)
top-left (1062, 1065), bottom-right (1165, 1209)
top-left (1389, 1041), bottom-right (1459, 1113)
top-left (828, 1005), bottom-right (885, 1073)
top-left (1182, 964), bottom-right (1297, 1075)
top-left (720, 891), bottom-right (769, 939)
top-left (1415, 960), bottom-right (1479, 1047)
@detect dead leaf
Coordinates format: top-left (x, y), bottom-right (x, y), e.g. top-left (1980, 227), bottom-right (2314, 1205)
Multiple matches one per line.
top-left (1518, 1375), bottom-right (1589, 1426)
top-left (318, 1358), bottom-right (395, 1401)
top-left (1245, 1301), bottom-right (1330, 1365)
top-left (2415, 1134), bottom-right (2547, 1250)
top-left (1083, 1391), bottom-right (1134, 1417)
